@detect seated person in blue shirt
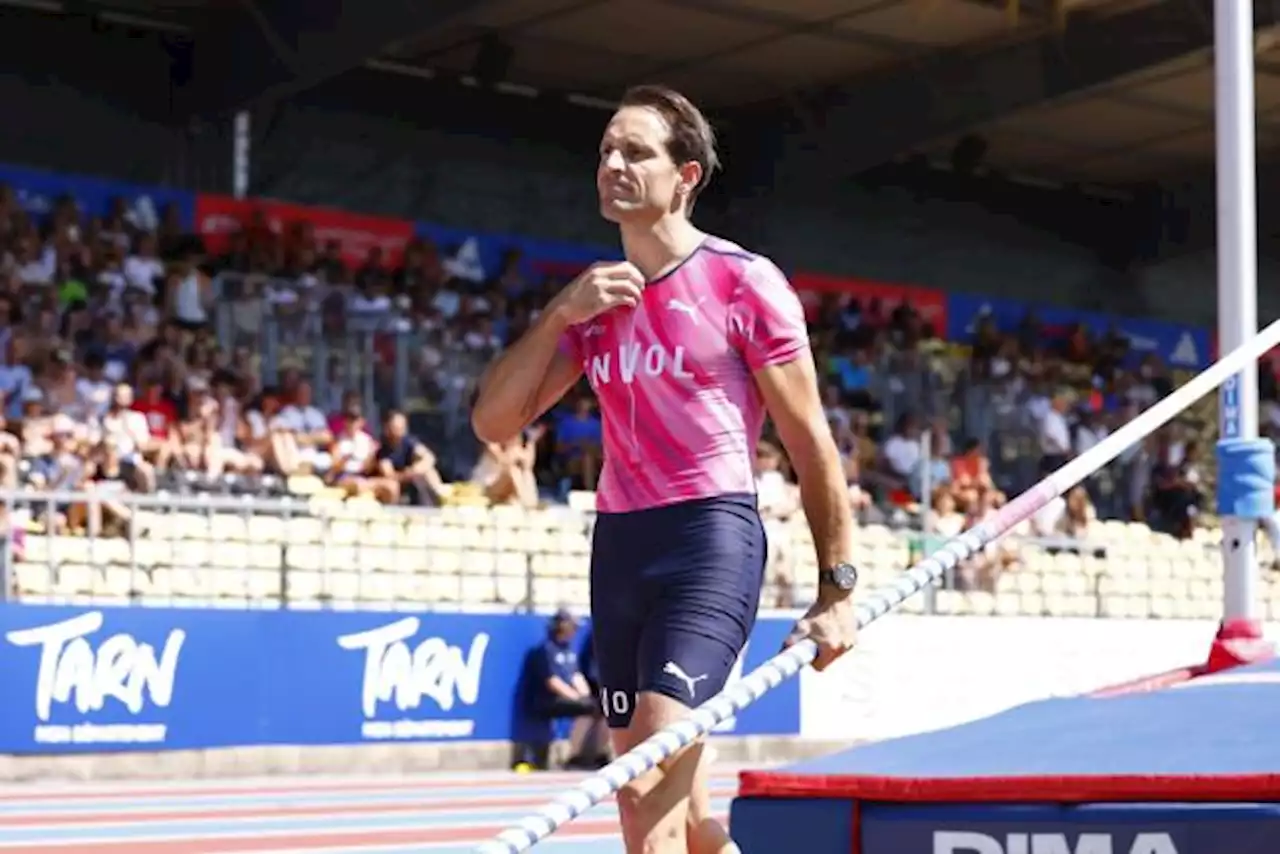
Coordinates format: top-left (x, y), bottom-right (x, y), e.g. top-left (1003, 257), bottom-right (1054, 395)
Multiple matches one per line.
top-left (524, 609), bottom-right (609, 770)
top-left (554, 397), bottom-right (602, 492)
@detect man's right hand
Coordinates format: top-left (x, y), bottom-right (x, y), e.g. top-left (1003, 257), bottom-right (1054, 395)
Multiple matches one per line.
top-left (550, 261), bottom-right (646, 326)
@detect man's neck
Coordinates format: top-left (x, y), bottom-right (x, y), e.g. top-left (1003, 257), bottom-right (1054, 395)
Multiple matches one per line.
top-left (619, 217), bottom-right (704, 281)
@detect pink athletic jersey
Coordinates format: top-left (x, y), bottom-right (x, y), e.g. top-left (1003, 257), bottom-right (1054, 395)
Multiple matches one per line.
top-left (558, 236), bottom-right (810, 513)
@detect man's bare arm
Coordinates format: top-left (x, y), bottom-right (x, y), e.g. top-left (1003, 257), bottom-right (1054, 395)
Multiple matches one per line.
top-left (472, 307), bottom-right (582, 445)
top-left (753, 355), bottom-right (854, 596)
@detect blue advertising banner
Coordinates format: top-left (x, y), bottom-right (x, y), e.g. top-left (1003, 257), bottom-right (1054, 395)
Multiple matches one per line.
top-left (0, 605), bottom-right (800, 754)
top-left (945, 292), bottom-right (1210, 370)
top-left (0, 163), bottom-right (196, 231)
top-left (416, 222), bottom-right (616, 285)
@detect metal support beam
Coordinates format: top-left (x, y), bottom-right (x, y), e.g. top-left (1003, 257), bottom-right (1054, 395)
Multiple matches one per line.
top-left (184, 0), bottom-right (487, 118)
top-left (760, 0), bottom-right (1278, 187)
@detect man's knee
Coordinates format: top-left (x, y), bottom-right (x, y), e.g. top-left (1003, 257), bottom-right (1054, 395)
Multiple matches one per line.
top-left (621, 691), bottom-right (704, 780)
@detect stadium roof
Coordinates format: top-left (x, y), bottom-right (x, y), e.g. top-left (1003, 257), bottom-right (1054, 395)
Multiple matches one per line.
top-left (9, 0), bottom-right (1280, 186)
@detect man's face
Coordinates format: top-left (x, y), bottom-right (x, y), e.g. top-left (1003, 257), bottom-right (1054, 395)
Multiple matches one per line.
top-left (597, 106), bottom-right (699, 225)
top-left (553, 617), bottom-right (577, 643)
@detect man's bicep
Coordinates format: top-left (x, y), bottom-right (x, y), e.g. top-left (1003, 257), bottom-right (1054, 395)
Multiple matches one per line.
top-left (753, 355), bottom-right (831, 453)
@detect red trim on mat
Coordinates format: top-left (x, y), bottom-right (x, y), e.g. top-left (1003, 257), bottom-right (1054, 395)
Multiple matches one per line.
top-left (1090, 665), bottom-right (1202, 697)
top-left (738, 771), bottom-right (1280, 803)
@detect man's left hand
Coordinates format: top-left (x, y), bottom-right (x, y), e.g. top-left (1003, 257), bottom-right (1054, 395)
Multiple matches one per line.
top-left (783, 596), bottom-right (859, 671)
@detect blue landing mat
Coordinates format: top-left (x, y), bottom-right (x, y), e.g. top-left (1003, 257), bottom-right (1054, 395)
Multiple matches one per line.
top-left (731, 657), bottom-right (1280, 853)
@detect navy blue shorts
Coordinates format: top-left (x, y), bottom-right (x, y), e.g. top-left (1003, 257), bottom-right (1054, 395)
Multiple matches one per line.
top-left (588, 493), bottom-right (767, 729)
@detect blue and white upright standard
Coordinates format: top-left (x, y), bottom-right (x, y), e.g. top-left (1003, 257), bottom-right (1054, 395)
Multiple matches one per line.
top-left (1214, 0), bottom-right (1274, 626)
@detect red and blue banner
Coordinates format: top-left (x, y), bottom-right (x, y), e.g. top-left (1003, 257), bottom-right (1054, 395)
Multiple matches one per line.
top-left (790, 272), bottom-right (949, 333)
top-left (195, 194), bottom-right (417, 269)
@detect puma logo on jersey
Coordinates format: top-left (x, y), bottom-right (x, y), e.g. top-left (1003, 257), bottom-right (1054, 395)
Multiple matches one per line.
top-left (583, 323), bottom-right (605, 337)
top-left (666, 297), bottom-right (706, 323)
top-left (663, 661), bottom-right (709, 699)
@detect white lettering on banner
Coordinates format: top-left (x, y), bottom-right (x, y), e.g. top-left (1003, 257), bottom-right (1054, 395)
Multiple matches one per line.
top-left (1125, 333), bottom-right (1159, 353)
top-left (360, 719), bottom-right (476, 739)
top-left (198, 214), bottom-right (243, 237)
top-left (4, 611), bottom-right (184, 743)
top-left (336, 617), bottom-right (488, 739)
top-left (932, 831), bottom-right (1178, 854)
top-left (799, 616), bottom-right (1218, 742)
top-left (587, 345), bottom-right (694, 386)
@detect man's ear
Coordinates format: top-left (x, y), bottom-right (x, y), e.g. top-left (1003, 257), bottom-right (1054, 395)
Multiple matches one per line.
top-left (678, 160), bottom-right (703, 199)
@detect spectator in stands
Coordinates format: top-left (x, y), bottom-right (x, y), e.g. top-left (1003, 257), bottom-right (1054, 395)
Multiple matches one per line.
top-left (957, 487), bottom-right (1018, 591)
top-left (0, 337), bottom-right (34, 419)
top-left (470, 425), bottom-right (542, 508)
top-left (950, 437), bottom-right (998, 510)
top-left (132, 380), bottom-right (178, 456)
top-left (755, 439), bottom-right (798, 607)
top-left (79, 441), bottom-right (138, 537)
top-left (327, 389), bottom-right (363, 436)
top-left (172, 376), bottom-right (223, 479)
top-left (829, 348), bottom-right (876, 411)
top-left (1074, 403), bottom-right (1109, 506)
top-left (1037, 387), bottom-right (1073, 475)
top-left (1149, 436), bottom-right (1203, 539)
top-left (912, 416), bottom-right (952, 500)
top-left (245, 387), bottom-right (298, 475)
top-left (370, 409), bottom-right (448, 505)
top-left (519, 609), bottom-right (609, 771)
top-left (99, 383), bottom-right (157, 492)
top-left (879, 413), bottom-right (921, 505)
top-left (931, 488), bottom-right (964, 539)
top-left (27, 415), bottom-right (88, 531)
top-left (167, 257), bottom-right (213, 332)
top-left (278, 381), bottom-right (333, 475)
top-left (0, 414), bottom-right (18, 490)
top-left (329, 405), bottom-right (378, 494)
top-left (1062, 486), bottom-right (1097, 540)
top-left (830, 420), bottom-right (875, 520)
top-left (553, 397), bottom-right (602, 492)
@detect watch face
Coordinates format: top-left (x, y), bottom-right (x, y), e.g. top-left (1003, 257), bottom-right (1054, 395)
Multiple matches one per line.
top-left (830, 563), bottom-right (857, 589)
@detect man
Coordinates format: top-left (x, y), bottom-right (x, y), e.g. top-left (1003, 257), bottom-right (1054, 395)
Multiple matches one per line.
top-left (520, 609), bottom-right (610, 770)
top-left (472, 84), bottom-right (858, 854)
top-left (371, 410), bottom-right (448, 506)
top-left (1038, 387), bottom-right (1074, 475)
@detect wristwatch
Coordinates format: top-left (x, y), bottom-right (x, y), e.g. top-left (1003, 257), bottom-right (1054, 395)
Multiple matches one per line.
top-left (819, 562), bottom-right (859, 592)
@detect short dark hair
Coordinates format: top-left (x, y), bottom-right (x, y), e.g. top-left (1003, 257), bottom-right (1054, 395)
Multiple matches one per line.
top-left (618, 84), bottom-right (720, 206)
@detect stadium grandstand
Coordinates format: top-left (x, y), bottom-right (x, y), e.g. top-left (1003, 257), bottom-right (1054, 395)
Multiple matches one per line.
top-left (1, 0), bottom-right (1280, 849)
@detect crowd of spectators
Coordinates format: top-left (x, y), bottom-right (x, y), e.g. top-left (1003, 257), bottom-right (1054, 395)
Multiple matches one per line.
top-left (0, 178), bottom-right (1258, 580)
top-left (0, 186), bottom-right (462, 534)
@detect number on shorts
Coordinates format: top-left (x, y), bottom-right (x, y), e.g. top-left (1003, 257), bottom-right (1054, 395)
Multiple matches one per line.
top-left (601, 688), bottom-right (631, 717)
